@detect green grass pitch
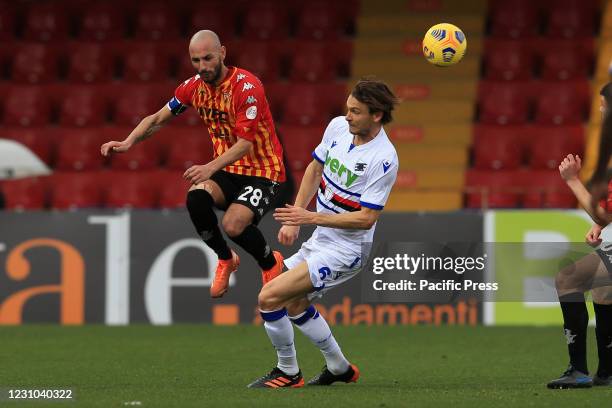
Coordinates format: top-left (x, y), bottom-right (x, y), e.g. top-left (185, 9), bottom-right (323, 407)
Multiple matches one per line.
top-left (1, 325), bottom-right (611, 407)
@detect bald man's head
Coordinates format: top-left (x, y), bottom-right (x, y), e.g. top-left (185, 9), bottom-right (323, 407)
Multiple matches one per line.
top-left (188, 30), bottom-right (227, 85)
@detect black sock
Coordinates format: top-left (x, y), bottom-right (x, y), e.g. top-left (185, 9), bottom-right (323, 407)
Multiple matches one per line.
top-left (594, 302), bottom-right (612, 377)
top-left (228, 224), bottom-right (276, 269)
top-left (186, 190), bottom-right (232, 260)
top-left (559, 292), bottom-right (589, 374)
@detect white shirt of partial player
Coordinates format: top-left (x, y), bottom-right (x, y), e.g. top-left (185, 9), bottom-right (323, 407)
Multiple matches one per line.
top-left (311, 116), bottom-right (399, 254)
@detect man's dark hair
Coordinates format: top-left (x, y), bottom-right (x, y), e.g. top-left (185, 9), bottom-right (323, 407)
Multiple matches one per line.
top-left (351, 77), bottom-right (399, 125)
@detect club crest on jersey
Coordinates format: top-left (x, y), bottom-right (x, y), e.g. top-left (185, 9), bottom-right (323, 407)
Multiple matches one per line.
top-left (246, 106), bottom-right (257, 119)
top-left (242, 82), bottom-right (255, 91)
top-left (354, 162), bottom-right (367, 174)
top-left (324, 151), bottom-right (359, 188)
top-left (246, 95), bottom-right (257, 104)
top-left (223, 91), bottom-right (231, 102)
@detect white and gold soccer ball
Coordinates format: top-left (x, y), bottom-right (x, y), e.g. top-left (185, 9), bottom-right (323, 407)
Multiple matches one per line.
top-left (422, 23), bottom-right (467, 67)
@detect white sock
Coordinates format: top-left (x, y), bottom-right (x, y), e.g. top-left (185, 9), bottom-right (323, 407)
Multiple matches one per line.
top-left (290, 306), bottom-right (349, 375)
top-left (261, 309), bottom-right (299, 376)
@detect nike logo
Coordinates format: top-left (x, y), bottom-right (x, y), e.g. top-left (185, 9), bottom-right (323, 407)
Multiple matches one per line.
top-left (382, 161), bottom-right (391, 173)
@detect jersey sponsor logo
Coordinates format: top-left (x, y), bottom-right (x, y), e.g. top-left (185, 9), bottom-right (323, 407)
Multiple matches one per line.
top-left (237, 73), bottom-right (246, 82)
top-left (324, 151), bottom-right (359, 188)
top-left (197, 106), bottom-right (229, 123)
top-left (242, 82), bottom-right (255, 91)
top-left (382, 160), bottom-right (391, 173)
top-left (246, 95), bottom-right (257, 104)
top-left (246, 106), bottom-right (257, 119)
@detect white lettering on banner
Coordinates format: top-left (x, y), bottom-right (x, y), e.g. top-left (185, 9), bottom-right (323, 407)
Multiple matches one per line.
top-left (144, 239), bottom-right (229, 324)
top-left (88, 212), bottom-right (131, 326)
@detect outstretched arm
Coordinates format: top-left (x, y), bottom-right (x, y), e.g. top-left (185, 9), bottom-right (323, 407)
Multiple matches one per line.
top-left (560, 154), bottom-right (610, 226)
top-left (101, 105), bottom-right (173, 156)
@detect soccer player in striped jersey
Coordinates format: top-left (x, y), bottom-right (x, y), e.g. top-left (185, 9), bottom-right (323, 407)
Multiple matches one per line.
top-left (247, 78), bottom-right (399, 388)
top-left (101, 30), bottom-right (285, 298)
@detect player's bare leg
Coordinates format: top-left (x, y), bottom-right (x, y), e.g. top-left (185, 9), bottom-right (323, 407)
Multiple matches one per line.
top-left (223, 203), bottom-right (284, 285)
top-left (187, 181), bottom-right (239, 298)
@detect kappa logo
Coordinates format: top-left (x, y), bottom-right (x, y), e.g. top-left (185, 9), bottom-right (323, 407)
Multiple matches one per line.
top-left (242, 82), bottom-right (255, 91)
top-left (237, 73), bottom-right (246, 82)
top-left (246, 95), bottom-right (257, 104)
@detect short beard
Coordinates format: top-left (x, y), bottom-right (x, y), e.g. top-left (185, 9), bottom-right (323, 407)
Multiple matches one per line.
top-left (200, 62), bottom-right (222, 84)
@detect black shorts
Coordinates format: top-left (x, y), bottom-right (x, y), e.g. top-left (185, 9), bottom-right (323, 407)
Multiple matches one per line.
top-left (210, 170), bottom-right (282, 224)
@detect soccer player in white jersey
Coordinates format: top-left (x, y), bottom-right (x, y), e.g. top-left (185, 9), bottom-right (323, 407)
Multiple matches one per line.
top-left (247, 78), bottom-right (399, 388)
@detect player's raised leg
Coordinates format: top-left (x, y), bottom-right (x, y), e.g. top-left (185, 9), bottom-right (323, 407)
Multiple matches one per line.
top-left (186, 182), bottom-right (239, 298)
top-left (223, 200), bottom-right (284, 285)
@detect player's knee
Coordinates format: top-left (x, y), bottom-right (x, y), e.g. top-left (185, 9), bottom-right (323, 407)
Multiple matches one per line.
top-left (221, 215), bottom-right (248, 237)
top-left (286, 299), bottom-right (309, 317)
top-left (186, 188), bottom-right (214, 212)
top-left (258, 284), bottom-right (281, 310)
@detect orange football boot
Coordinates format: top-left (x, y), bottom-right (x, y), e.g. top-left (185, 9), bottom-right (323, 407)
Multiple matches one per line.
top-left (261, 251), bottom-right (284, 285)
top-left (210, 249), bottom-right (240, 298)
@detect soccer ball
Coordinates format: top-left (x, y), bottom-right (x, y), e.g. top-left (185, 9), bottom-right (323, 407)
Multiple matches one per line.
top-left (422, 23), bottom-right (467, 67)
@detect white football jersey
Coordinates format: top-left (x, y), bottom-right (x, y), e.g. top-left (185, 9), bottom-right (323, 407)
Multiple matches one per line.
top-left (310, 116), bottom-right (398, 256)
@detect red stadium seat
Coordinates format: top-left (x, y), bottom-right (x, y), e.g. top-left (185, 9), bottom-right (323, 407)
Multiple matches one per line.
top-left (0, 2), bottom-right (16, 40)
top-left (478, 82), bottom-right (530, 125)
top-left (465, 169), bottom-right (521, 208)
top-left (133, 2), bottom-right (181, 40)
top-left (11, 43), bottom-right (59, 84)
top-left (1, 127), bottom-right (54, 165)
top-left (55, 130), bottom-right (106, 171)
top-left (164, 133), bottom-right (214, 170)
top-left (242, 2), bottom-right (289, 40)
top-left (48, 172), bottom-right (103, 209)
top-left (278, 125), bottom-right (325, 171)
top-left (23, 2), bottom-right (69, 41)
top-left (103, 171), bottom-right (158, 208)
top-left (522, 170), bottom-right (576, 208)
top-left (472, 127), bottom-right (524, 170)
top-left (120, 41), bottom-right (172, 82)
top-left (78, 2), bottom-right (126, 41)
top-left (282, 83), bottom-right (346, 126)
top-left (534, 81), bottom-right (588, 125)
top-left (58, 88), bottom-right (108, 127)
top-left (489, 0), bottom-right (539, 39)
top-left (539, 41), bottom-right (592, 80)
top-left (288, 42), bottom-right (338, 82)
top-left (233, 41), bottom-right (282, 82)
top-left (67, 42), bottom-right (114, 83)
top-left (545, 3), bottom-right (595, 39)
top-left (295, 2), bottom-right (342, 40)
top-left (2, 86), bottom-right (52, 127)
top-left (113, 85), bottom-right (167, 126)
top-left (483, 40), bottom-right (533, 80)
top-left (157, 170), bottom-right (190, 209)
top-left (265, 82), bottom-right (290, 120)
top-left (188, 6), bottom-right (236, 41)
top-left (110, 139), bottom-right (162, 171)
top-left (1, 177), bottom-right (47, 210)
top-left (527, 125), bottom-right (584, 169)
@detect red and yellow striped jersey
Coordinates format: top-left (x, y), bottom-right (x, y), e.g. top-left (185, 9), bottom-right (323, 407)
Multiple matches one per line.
top-left (168, 67), bottom-right (285, 182)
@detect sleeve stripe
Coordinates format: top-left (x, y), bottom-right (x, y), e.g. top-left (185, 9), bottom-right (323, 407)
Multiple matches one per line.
top-left (360, 201), bottom-right (384, 210)
top-left (312, 151), bottom-right (325, 164)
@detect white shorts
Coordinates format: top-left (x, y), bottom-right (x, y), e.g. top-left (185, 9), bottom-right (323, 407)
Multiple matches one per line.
top-left (283, 236), bottom-right (363, 300)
